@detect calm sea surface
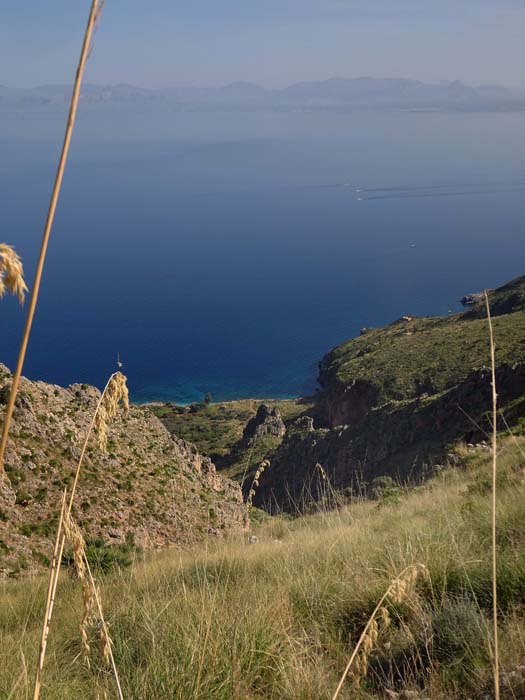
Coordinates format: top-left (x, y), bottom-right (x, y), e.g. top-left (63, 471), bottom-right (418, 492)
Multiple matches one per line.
top-left (1, 107), bottom-right (524, 402)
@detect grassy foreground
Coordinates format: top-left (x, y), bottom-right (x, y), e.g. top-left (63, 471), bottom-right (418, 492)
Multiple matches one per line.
top-left (2, 437), bottom-right (525, 699)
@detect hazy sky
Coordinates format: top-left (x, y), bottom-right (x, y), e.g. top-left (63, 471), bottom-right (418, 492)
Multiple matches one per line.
top-left (2, 1), bottom-right (525, 89)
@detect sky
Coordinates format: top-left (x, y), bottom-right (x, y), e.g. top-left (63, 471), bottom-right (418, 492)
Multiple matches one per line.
top-left (2, 1), bottom-right (525, 89)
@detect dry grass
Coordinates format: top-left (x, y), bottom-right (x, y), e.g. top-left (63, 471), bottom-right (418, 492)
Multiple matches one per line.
top-left (63, 510), bottom-right (98, 664)
top-left (94, 372), bottom-right (130, 453)
top-left (485, 290), bottom-right (500, 700)
top-left (332, 564), bottom-right (429, 698)
top-left (32, 491), bottom-right (68, 700)
top-left (332, 564), bottom-right (429, 700)
top-left (63, 509), bottom-right (123, 699)
top-left (32, 372), bottom-right (128, 700)
top-left (2, 434), bottom-right (524, 699)
top-left (0, 243), bottom-right (28, 304)
top-left (247, 459), bottom-right (271, 510)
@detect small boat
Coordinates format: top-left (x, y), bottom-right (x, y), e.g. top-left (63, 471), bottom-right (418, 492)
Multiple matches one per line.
top-left (117, 352), bottom-right (123, 369)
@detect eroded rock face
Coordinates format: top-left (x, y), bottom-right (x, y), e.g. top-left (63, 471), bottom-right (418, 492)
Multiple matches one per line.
top-left (314, 378), bottom-right (380, 428)
top-left (241, 404), bottom-right (286, 445)
top-left (255, 363), bottom-right (525, 512)
top-left (461, 291), bottom-right (487, 306)
top-left (252, 278), bottom-right (524, 512)
top-left (461, 276), bottom-right (525, 318)
top-left (0, 364), bottom-right (248, 576)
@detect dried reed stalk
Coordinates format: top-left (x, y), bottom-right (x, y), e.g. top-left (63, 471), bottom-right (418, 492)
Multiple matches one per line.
top-left (63, 511), bottom-right (97, 666)
top-left (68, 372), bottom-right (128, 511)
top-left (0, 244), bottom-right (28, 303)
top-left (32, 490), bottom-right (67, 700)
top-left (332, 563), bottom-right (428, 699)
top-left (32, 372), bottom-right (128, 700)
top-left (247, 459), bottom-right (271, 510)
top-left (84, 551), bottom-right (124, 700)
top-left (94, 372), bottom-right (129, 453)
top-left (485, 290), bottom-right (500, 700)
top-left (62, 510), bottom-right (124, 699)
top-left (0, 0), bottom-right (103, 474)
top-left (315, 462), bottom-right (329, 482)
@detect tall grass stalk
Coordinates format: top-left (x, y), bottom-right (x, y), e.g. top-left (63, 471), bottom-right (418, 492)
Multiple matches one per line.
top-left (32, 372), bottom-right (127, 700)
top-left (485, 289), bottom-right (500, 700)
top-left (0, 0), bottom-right (103, 474)
top-left (32, 491), bottom-right (67, 700)
top-left (83, 539), bottom-right (125, 699)
top-left (246, 459), bottom-right (271, 510)
top-left (331, 563), bottom-right (428, 699)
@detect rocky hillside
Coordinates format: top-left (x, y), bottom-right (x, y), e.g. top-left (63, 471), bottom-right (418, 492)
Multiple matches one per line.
top-left (253, 276), bottom-right (525, 510)
top-left (102, 276), bottom-right (525, 515)
top-left (0, 365), bottom-right (248, 577)
top-left (152, 398), bottom-right (308, 480)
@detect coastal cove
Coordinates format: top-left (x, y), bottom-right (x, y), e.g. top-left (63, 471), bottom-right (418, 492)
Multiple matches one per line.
top-left (1, 107), bottom-right (524, 402)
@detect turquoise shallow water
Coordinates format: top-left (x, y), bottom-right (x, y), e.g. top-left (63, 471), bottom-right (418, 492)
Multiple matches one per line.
top-left (1, 108), bottom-right (524, 402)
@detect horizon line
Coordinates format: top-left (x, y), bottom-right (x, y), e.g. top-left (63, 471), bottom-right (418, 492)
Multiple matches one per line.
top-left (0, 75), bottom-right (515, 92)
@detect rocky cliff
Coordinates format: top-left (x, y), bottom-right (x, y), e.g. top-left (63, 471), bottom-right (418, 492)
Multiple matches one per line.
top-left (254, 276), bottom-right (525, 511)
top-left (240, 404), bottom-right (286, 446)
top-left (0, 365), bottom-right (247, 576)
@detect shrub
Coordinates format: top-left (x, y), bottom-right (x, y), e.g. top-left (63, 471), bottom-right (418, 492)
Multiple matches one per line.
top-left (62, 538), bottom-right (136, 573)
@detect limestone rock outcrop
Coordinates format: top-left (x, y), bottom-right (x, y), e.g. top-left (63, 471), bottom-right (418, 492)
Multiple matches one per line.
top-left (0, 364), bottom-right (247, 576)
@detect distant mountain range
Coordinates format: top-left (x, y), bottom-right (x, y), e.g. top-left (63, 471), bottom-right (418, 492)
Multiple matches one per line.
top-left (0, 78), bottom-right (522, 112)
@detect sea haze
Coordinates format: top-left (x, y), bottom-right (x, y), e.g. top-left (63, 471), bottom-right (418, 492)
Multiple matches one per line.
top-left (1, 103), bottom-right (524, 402)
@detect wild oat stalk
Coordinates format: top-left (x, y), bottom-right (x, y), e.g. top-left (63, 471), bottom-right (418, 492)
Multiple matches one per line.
top-left (0, 244), bottom-right (28, 303)
top-left (246, 459), bottom-right (271, 510)
top-left (63, 510), bottom-right (124, 699)
top-left (94, 372), bottom-right (129, 453)
top-left (63, 510), bottom-right (97, 666)
top-left (32, 372), bottom-right (128, 700)
top-left (32, 491), bottom-right (67, 700)
top-left (0, 0), bottom-right (104, 474)
top-left (332, 563), bottom-right (429, 699)
top-left (485, 289), bottom-right (500, 700)
top-left (315, 462), bottom-right (329, 483)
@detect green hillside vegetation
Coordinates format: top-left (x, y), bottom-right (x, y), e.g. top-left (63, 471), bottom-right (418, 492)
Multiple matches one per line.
top-left (320, 280), bottom-right (525, 406)
top-left (152, 398), bottom-right (309, 479)
top-left (152, 399), bottom-right (306, 460)
top-left (462, 275), bottom-right (525, 319)
top-left (2, 435), bottom-right (525, 699)
top-left (147, 279), bottom-right (525, 514)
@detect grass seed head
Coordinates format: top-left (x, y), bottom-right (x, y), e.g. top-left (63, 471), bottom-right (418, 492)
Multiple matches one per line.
top-left (349, 564), bottom-right (429, 687)
top-left (353, 618), bottom-right (379, 682)
top-left (0, 243), bottom-right (28, 304)
top-left (63, 511), bottom-right (96, 665)
top-left (388, 563), bottom-right (428, 605)
top-left (99, 624), bottom-right (113, 666)
top-left (247, 459), bottom-right (271, 510)
top-left (315, 462), bottom-right (329, 482)
top-left (379, 605), bottom-right (391, 629)
top-left (94, 372), bottom-right (129, 452)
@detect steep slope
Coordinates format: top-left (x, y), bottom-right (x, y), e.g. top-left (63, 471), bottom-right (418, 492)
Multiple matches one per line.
top-left (0, 366), bottom-right (247, 576)
top-left (3, 436), bottom-right (525, 699)
top-left (255, 276), bottom-right (525, 510)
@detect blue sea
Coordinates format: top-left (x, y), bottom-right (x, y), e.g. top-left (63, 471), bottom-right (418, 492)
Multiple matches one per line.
top-left (1, 107), bottom-right (524, 402)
